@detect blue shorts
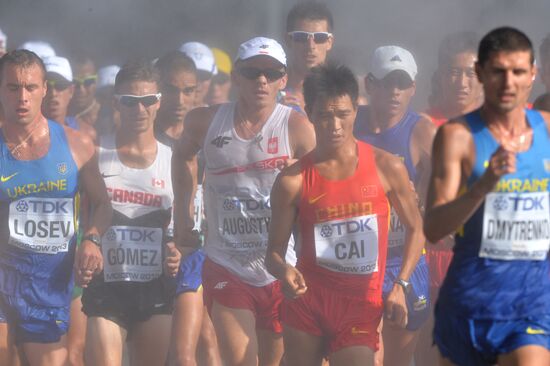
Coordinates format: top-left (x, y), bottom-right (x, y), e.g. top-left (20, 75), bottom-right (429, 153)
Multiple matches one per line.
top-left (383, 255), bottom-right (430, 331)
top-left (175, 248), bottom-right (204, 296)
top-left (434, 307), bottom-right (550, 366)
top-left (0, 293), bottom-right (69, 344)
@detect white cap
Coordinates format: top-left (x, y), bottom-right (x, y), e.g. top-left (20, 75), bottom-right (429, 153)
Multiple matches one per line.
top-left (18, 41), bottom-right (56, 59)
top-left (97, 65), bottom-right (120, 89)
top-left (235, 37), bottom-right (286, 67)
top-left (370, 45), bottom-right (417, 81)
top-left (43, 56), bottom-right (73, 82)
top-left (179, 42), bottom-right (218, 75)
top-left (0, 28), bottom-right (7, 51)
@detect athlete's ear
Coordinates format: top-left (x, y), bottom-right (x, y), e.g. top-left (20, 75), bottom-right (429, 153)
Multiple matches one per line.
top-left (42, 79), bottom-right (47, 98)
top-left (475, 61), bottom-right (483, 84)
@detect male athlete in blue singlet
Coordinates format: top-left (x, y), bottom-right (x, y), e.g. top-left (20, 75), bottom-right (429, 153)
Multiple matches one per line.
top-left (354, 45), bottom-right (435, 366)
top-left (0, 50), bottom-right (112, 366)
top-left (425, 27), bottom-right (550, 366)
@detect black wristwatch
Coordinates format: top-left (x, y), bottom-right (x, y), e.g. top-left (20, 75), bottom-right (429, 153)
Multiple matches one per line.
top-left (394, 278), bottom-right (412, 293)
top-left (83, 233), bottom-right (102, 247)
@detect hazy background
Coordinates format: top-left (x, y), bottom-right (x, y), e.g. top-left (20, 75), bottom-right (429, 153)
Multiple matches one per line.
top-left (1, 0), bottom-right (549, 107)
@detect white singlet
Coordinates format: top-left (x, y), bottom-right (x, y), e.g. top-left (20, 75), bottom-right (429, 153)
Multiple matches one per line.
top-left (98, 135), bottom-right (174, 282)
top-left (203, 102), bottom-right (296, 286)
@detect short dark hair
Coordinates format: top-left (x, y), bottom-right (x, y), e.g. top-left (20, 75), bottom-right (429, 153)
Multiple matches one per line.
top-left (114, 59), bottom-right (160, 93)
top-left (155, 51), bottom-right (197, 78)
top-left (286, 1), bottom-right (333, 32)
top-left (540, 33), bottom-right (550, 66)
top-left (303, 64), bottom-right (358, 113)
top-left (438, 31), bottom-right (479, 67)
top-left (478, 27), bottom-right (534, 66)
top-left (0, 49), bottom-right (46, 84)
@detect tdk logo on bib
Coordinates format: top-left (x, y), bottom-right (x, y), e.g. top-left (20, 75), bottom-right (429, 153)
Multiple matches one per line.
top-left (223, 198), bottom-right (270, 211)
top-left (108, 227), bottom-right (158, 243)
top-left (15, 199), bottom-right (70, 214)
top-left (493, 195), bottom-right (545, 212)
top-left (319, 217), bottom-right (374, 238)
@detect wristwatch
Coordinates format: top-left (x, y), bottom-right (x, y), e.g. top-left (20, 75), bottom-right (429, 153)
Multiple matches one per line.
top-left (83, 233), bottom-right (101, 247)
top-left (394, 278), bottom-right (412, 293)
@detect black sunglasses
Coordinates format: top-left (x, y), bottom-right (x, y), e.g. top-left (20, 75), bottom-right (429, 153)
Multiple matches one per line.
top-left (47, 80), bottom-right (72, 92)
top-left (73, 75), bottom-right (97, 88)
top-left (115, 93), bottom-right (162, 107)
top-left (238, 67), bottom-right (286, 82)
top-left (288, 31), bottom-right (332, 44)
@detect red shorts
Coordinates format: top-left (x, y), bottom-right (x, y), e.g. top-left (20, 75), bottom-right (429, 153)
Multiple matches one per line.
top-left (202, 258), bottom-right (283, 333)
top-left (282, 282), bottom-right (382, 355)
top-left (425, 247), bottom-right (453, 290)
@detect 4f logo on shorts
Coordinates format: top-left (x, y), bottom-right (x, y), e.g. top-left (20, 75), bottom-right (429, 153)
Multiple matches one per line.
top-left (211, 136), bottom-right (232, 148)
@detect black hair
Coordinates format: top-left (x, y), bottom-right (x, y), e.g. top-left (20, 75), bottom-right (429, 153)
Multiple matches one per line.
top-left (438, 31), bottom-right (479, 67)
top-left (286, 1), bottom-right (333, 32)
top-left (478, 27), bottom-right (534, 66)
top-left (303, 63), bottom-right (358, 113)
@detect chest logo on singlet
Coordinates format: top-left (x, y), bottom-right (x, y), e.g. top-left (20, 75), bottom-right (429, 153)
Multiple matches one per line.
top-left (57, 163), bottom-right (68, 175)
top-left (544, 159), bottom-right (550, 173)
top-left (1, 172), bottom-right (18, 182)
top-left (211, 136), bottom-right (232, 148)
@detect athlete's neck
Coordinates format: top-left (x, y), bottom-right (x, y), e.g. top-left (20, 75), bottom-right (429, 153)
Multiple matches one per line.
top-left (480, 104), bottom-right (528, 132)
top-left (315, 139), bottom-right (358, 180)
top-left (236, 99), bottom-right (276, 127)
top-left (156, 114), bottom-right (185, 140)
top-left (438, 99), bottom-right (479, 119)
top-left (115, 128), bottom-right (158, 169)
top-left (3, 115), bottom-right (47, 144)
top-left (367, 105), bottom-right (406, 133)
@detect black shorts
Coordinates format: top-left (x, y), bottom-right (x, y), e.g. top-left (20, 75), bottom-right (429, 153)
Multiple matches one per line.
top-left (82, 275), bottom-right (176, 332)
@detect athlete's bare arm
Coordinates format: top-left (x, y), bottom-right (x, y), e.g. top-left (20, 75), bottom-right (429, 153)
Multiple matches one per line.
top-left (66, 128), bottom-right (113, 286)
top-left (374, 148), bottom-right (425, 328)
top-left (288, 110), bottom-right (316, 159)
top-left (172, 106), bottom-right (218, 254)
top-left (424, 120), bottom-right (516, 243)
top-left (265, 163), bottom-right (307, 299)
top-left (410, 115), bottom-right (437, 205)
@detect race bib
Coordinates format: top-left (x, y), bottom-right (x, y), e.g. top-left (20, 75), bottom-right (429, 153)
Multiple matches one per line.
top-left (193, 184), bottom-right (203, 231)
top-left (8, 197), bottom-right (74, 254)
top-left (314, 214), bottom-right (379, 274)
top-left (481, 192), bottom-right (550, 260)
top-left (388, 208), bottom-right (405, 248)
top-left (102, 225), bottom-right (163, 282)
top-left (217, 194), bottom-right (271, 250)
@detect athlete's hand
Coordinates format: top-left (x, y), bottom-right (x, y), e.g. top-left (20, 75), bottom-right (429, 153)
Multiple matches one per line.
top-left (74, 240), bottom-right (103, 288)
top-left (164, 242), bottom-right (181, 277)
top-left (480, 146), bottom-right (516, 190)
top-left (281, 264), bottom-right (307, 299)
top-left (385, 285), bottom-right (408, 328)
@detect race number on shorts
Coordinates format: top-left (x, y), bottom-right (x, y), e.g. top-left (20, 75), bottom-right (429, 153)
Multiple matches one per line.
top-left (314, 214), bottom-right (379, 274)
top-left (481, 191), bottom-right (550, 260)
top-left (102, 225), bottom-right (163, 282)
top-left (8, 197), bottom-right (75, 254)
